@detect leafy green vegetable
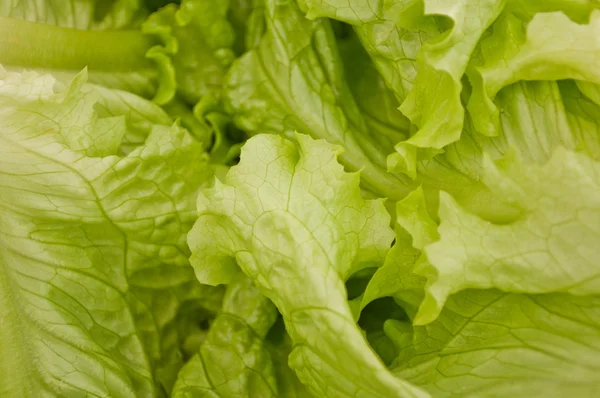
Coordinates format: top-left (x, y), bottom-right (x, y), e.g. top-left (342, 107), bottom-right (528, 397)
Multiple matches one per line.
top-left (417, 147), bottom-right (600, 322)
top-left (188, 133), bottom-right (425, 397)
top-left (2, 0), bottom-right (600, 397)
top-left (142, 0), bottom-right (235, 105)
top-left (224, 0), bottom-right (412, 200)
top-left (0, 68), bottom-right (219, 396)
top-left (469, 10), bottom-right (600, 136)
top-left (172, 275), bottom-right (279, 397)
top-left (391, 0), bottom-right (506, 177)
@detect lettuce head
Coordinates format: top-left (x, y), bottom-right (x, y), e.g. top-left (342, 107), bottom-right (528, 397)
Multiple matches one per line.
top-left (2, 0), bottom-right (600, 397)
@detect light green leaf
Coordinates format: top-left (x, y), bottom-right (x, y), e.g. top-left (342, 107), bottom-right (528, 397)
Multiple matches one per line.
top-left (172, 275), bottom-right (279, 397)
top-left (360, 187), bottom-right (435, 311)
top-left (418, 148), bottom-right (600, 324)
top-left (297, 0), bottom-right (440, 106)
top-left (87, 82), bottom-right (173, 153)
top-left (561, 80), bottom-right (600, 157)
top-left (297, 0), bottom-right (382, 23)
top-left (577, 80), bottom-right (600, 107)
top-left (395, 186), bottom-right (438, 250)
top-left (0, 68), bottom-right (216, 397)
top-left (361, 183), bottom-right (600, 397)
top-left (361, 228), bottom-right (425, 312)
top-left (188, 133), bottom-right (427, 398)
top-left (392, 0), bottom-right (506, 178)
top-left (468, 10), bottom-right (600, 136)
top-left (266, 329), bottom-right (314, 398)
top-left (390, 291), bottom-right (600, 397)
top-left (353, 13), bottom-right (434, 105)
top-left (418, 79), bottom-right (600, 223)
top-left (338, 33), bottom-right (410, 147)
top-left (224, 0), bottom-right (412, 200)
top-left (506, 0), bottom-right (600, 24)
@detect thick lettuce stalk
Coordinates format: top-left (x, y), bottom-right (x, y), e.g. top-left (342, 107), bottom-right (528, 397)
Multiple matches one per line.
top-left (0, 0), bottom-right (236, 111)
top-left (0, 0), bottom-right (160, 97)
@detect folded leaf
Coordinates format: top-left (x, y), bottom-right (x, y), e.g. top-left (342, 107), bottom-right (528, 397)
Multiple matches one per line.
top-left (338, 33), bottom-right (410, 148)
top-left (393, 0), bottom-right (506, 178)
top-left (361, 184), bottom-right (600, 397)
top-left (419, 148), bottom-right (600, 323)
top-left (224, 0), bottom-right (411, 200)
top-left (468, 10), bottom-right (600, 136)
top-left (188, 133), bottom-right (427, 397)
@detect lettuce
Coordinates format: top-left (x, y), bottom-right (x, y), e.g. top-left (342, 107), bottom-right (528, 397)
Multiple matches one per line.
top-left (0, 67), bottom-right (220, 396)
top-left (2, 0), bottom-right (600, 397)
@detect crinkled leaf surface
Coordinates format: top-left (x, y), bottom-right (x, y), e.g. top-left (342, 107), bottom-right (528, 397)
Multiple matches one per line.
top-left (392, 0), bottom-right (506, 178)
top-left (3, 1), bottom-right (600, 397)
top-left (359, 184), bottom-right (600, 397)
top-left (224, 0), bottom-right (411, 200)
top-left (142, 0), bottom-right (236, 105)
top-left (0, 68), bottom-right (218, 397)
top-left (188, 133), bottom-right (427, 398)
top-left (338, 33), bottom-right (410, 147)
top-left (391, 290), bottom-right (600, 397)
top-left (418, 148), bottom-right (600, 323)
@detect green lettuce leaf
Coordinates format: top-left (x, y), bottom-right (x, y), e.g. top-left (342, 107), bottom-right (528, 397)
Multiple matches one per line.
top-left (141, 0), bottom-right (240, 160)
top-left (391, 0), bottom-right (506, 178)
top-left (79, 82), bottom-right (173, 154)
top-left (172, 275), bottom-right (279, 397)
top-left (338, 32), bottom-right (410, 148)
top-left (359, 187), bottom-right (434, 313)
top-left (468, 10), bottom-right (600, 136)
top-left (346, 3), bottom-right (435, 104)
top-left (188, 133), bottom-right (427, 397)
top-left (265, 325), bottom-right (314, 398)
top-left (0, 68), bottom-right (218, 397)
top-left (297, 0), bottom-right (438, 177)
top-left (224, 0), bottom-right (412, 200)
top-left (416, 77), bottom-right (600, 224)
top-left (360, 183), bottom-right (600, 397)
top-left (3, 1), bottom-right (600, 397)
top-left (418, 148), bottom-right (600, 323)
top-left (391, 290), bottom-right (600, 397)
top-left (299, 1), bottom-right (600, 176)
top-left (229, 0), bottom-right (266, 53)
